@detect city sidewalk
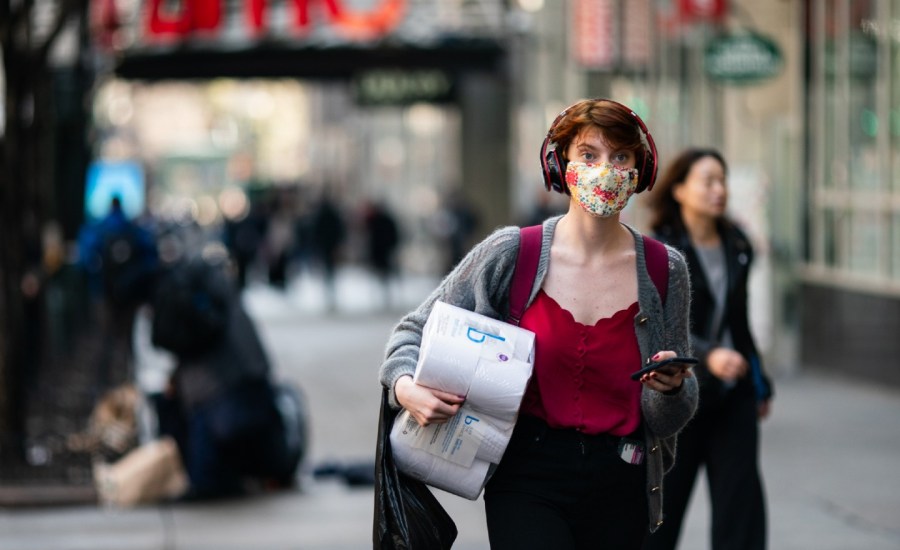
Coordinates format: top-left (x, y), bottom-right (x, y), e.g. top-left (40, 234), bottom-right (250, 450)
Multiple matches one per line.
top-left (1, 269), bottom-right (898, 549)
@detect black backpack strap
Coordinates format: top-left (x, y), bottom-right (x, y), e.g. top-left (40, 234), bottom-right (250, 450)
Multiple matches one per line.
top-left (508, 225), bottom-right (543, 326)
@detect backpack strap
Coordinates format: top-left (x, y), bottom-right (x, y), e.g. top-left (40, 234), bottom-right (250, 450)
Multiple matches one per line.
top-left (642, 235), bottom-right (669, 305)
top-left (508, 225), bottom-right (543, 326)
top-left (508, 228), bottom-right (665, 324)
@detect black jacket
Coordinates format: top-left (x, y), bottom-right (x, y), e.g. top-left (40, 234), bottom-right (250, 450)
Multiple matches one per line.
top-left (656, 220), bottom-right (773, 403)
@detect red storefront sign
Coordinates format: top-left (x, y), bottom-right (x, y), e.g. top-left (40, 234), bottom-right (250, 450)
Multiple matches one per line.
top-left (571, 0), bottom-right (617, 69)
top-left (145, 0), bottom-right (406, 42)
top-left (570, 0), bottom-right (654, 70)
top-left (622, 0), bottom-right (652, 67)
top-left (678, 0), bottom-right (727, 20)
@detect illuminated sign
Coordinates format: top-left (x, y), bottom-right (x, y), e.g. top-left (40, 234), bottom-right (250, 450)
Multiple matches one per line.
top-left (143, 0), bottom-right (406, 42)
top-left (84, 161), bottom-right (146, 221)
top-left (824, 32), bottom-right (877, 79)
top-left (570, 0), bottom-right (654, 70)
top-left (106, 0), bottom-right (509, 79)
top-left (679, 0), bottom-right (727, 20)
top-left (571, 0), bottom-right (617, 69)
top-left (705, 33), bottom-right (783, 84)
top-left (353, 69), bottom-right (455, 105)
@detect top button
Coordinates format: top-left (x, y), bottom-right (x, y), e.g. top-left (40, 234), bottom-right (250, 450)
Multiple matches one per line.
top-left (638, 316), bottom-right (648, 324)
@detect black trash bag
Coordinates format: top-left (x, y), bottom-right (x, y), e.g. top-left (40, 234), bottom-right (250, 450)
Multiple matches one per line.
top-left (373, 389), bottom-right (457, 550)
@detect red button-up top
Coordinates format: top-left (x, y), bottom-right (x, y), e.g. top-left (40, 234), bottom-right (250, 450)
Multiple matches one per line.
top-left (519, 289), bottom-right (643, 436)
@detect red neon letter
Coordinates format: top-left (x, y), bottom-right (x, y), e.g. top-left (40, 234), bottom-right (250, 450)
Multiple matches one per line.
top-left (146, 0), bottom-right (221, 38)
top-left (328, 0), bottom-right (406, 41)
top-left (147, 0), bottom-right (193, 36)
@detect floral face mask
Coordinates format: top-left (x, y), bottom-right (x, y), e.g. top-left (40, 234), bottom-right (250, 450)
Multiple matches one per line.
top-left (565, 161), bottom-right (639, 218)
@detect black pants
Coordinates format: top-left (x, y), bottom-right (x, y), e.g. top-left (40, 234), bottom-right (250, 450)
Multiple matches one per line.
top-left (484, 416), bottom-right (649, 550)
top-left (643, 382), bottom-right (766, 550)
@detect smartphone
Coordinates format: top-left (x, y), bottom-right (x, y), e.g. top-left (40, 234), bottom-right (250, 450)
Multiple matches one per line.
top-left (630, 357), bottom-right (698, 381)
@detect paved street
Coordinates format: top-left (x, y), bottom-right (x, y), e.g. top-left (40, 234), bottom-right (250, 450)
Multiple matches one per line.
top-left (1, 267), bottom-right (899, 549)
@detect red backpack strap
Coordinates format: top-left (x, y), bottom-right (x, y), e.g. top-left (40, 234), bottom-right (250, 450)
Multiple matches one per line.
top-left (642, 235), bottom-right (669, 305)
top-left (508, 225), bottom-right (543, 326)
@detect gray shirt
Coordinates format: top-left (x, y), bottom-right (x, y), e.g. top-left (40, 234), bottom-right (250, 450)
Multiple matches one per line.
top-left (378, 215), bottom-right (699, 532)
top-left (695, 242), bottom-right (733, 349)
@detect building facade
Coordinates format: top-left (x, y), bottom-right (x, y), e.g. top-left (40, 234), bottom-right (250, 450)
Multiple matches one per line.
top-left (801, 0), bottom-right (900, 384)
top-left (59, 0), bottom-right (900, 383)
top-left (515, 0), bottom-right (898, 383)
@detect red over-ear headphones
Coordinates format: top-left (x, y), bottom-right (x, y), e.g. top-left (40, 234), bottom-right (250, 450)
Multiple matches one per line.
top-left (540, 98), bottom-right (659, 194)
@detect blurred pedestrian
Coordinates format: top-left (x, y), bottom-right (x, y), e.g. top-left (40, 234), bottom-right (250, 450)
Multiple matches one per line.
top-left (643, 148), bottom-right (774, 550)
top-left (427, 189), bottom-right (478, 274)
top-left (150, 255), bottom-right (300, 499)
top-left (362, 199), bottom-right (400, 308)
top-left (310, 193), bottom-right (346, 311)
top-left (379, 98), bottom-right (699, 549)
top-left (78, 196), bottom-right (158, 389)
top-left (223, 200), bottom-right (267, 289)
top-left (522, 187), bottom-right (566, 227)
top-left (438, 190), bottom-right (479, 273)
top-left (264, 197), bottom-right (295, 290)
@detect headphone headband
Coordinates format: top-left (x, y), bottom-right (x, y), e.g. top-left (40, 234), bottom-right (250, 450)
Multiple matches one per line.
top-left (540, 98), bottom-right (659, 194)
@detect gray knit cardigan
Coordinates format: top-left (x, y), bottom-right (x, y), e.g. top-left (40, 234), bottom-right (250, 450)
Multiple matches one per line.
top-left (379, 215), bottom-right (699, 533)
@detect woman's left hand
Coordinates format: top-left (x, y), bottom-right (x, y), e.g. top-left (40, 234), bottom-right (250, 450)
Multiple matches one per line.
top-left (757, 399), bottom-right (772, 420)
top-left (640, 351), bottom-right (694, 393)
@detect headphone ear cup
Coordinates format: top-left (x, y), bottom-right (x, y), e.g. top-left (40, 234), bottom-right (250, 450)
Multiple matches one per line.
top-left (541, 150), bottom-right (553, 192)
top-left (636, 155), bottom-right (649, 193)
top-left (644, 156), bottom-right (657, 192)
top-left (540, 116), bottom-right (569, 194)
top-left (636, 144), bottom-right (658, 192)
top-left (545, 150), bottom-right (566, 194)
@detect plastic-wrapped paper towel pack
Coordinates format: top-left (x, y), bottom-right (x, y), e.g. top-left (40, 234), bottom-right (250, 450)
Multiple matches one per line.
top-left (390, 301), bottom-right (535, 500)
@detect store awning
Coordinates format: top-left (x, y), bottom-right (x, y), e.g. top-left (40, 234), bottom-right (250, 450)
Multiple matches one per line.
top-left (114, 38), bottom-right (506, 81)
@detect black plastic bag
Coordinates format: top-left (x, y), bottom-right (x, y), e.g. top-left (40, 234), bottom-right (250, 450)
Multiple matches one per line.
top-left (373, 389), bottom-right (457, 549)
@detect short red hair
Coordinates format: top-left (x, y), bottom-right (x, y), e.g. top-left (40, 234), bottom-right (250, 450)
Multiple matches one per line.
top-left (548, 99), bottom-right (645, 165)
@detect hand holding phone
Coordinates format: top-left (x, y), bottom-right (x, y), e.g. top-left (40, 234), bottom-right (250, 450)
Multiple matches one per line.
top-left (630, 357), bottom-right (698, 381)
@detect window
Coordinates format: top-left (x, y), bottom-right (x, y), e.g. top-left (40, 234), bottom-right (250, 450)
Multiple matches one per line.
top-left (806, 0), bottom-right (899, 293)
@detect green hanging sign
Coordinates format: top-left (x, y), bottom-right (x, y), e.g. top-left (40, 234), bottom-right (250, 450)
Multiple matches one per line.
top-left (824, 32), bottom-right (877, 79)
top-left (704, 33), bottom-right (784, 84)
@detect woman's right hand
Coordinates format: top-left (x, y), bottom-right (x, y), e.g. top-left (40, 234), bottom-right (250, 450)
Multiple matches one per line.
top-left (394, 375), bottom-right (465, 427)
top-left (706, 348), bottom-right (748, 384)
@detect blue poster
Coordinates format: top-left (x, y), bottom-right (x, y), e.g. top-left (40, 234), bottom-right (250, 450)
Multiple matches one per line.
top-left (84, 161), bottom-right (145, 221)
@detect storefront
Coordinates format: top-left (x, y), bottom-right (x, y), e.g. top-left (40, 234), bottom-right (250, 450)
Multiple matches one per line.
top-left (513, 1), bottom-right (804, 374)
top-left (802, 0), bottom-right (900, 384)
top-left (92, 0), bottom-right (515, 274)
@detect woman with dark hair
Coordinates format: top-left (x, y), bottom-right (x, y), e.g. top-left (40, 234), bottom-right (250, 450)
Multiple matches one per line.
top-left (379, 99), bottom-right (699, 549)
top-left (643, 148), bottom-right (773, 550)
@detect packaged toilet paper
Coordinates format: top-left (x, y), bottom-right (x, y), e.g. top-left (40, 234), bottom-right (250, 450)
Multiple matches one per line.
top-left (391, 301), bottom-right (535, 499)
